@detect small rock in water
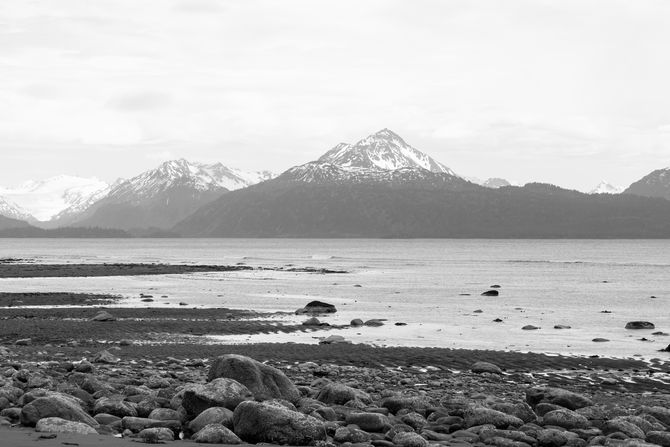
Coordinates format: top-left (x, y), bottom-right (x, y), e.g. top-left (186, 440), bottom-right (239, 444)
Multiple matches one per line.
top-left (522, 325), bottom-right (540, 330)
top-left (493, 318), bottom-right (503, 322)
top-left (302, 317), bottom-right (323, 326)
top-left (473, 309), bottom-right (483, 313)
top-left (554, 324), bottom-right (571, 329)
top-left (350, 319), bottom-right (364, 326)
top-left (600, 310), bottom-right (612, 313)
top-left (652, 331), bottom-right (668, 336)
top-left (179, 302), bottom-right (188, 306)
top-left (481, 290), bottom-right (499, 296)
top-left (141, 298), bottom-right (154, 302)
top-left (592, 337), bottom-right (610, 342)
top-left (625, 321), bottom-right (655, 330)
top-left (490, 284), bottom-right (501, 288)
top-left (394, 322), bottom-right (407, 326)
top-left (660, 344), bottom-right (670, 352)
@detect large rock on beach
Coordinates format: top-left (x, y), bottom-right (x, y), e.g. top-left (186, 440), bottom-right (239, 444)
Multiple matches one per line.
top-left (465, 407), bottom-right (524, 429)
top-left (295, 300), bottom-right (337, 314)
top-left (345, 412), bottom-right (392, 432)
top-left (192, 423), bottom-right (242, 444)
top-left (526, 387), bottom-right (593, 410)
top-left (471, 361), bottom-right (503, 375)
top-left (20, 395), bottom-right (99, 428)
top-left (93, 397), bottom-right (138, 418)
top-left (35, 417), bottom-right (98, 435)
top-left (208, 354), bottom-right (300, 402)
top-left (625, 321), bottom-right (655, 330)
top-left (182, 378), bottom-right (253, 416)
top-left (316, 382), bottom-right (371, 405)
top-left (542, 408), bottom-right (590, 429)
top-left (639, 406), bottom-right (670, 426)
top-left (188, 407), bottom-right (234, 434)
top-left (232, 400), bottom-right (326, 445)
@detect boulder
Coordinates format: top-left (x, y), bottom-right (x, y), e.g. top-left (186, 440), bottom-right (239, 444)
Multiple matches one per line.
top-left (182, 378), bottom-right (253, 417)
top-left (93, 397), bottom-right (138, 418)
top-left (535, 428), bottom-right (570, 447)
top-left (350, 319), bottom-right (364, 326)
top-left (20, 395), bottom-right (99, 428)
top-left (639, 406), bottom-right (670, 426)
top-left (490, 402), bottom-right (537, 423)
top-left (465, 407), bottom-right (524, 429)
top-left (121, 416), bottom-right (180, 433)
top-left (35, 417), bottom-right (98, 435)
top-left (232, 401), bottom-right (326, 445)
top-left (188, 407), bottom-right (234, 434)
top-left (92, 350), bottom-right (120, 364)
top-left (526, 387), bottom-right (593, 410)
top-left (625, 322), bottom-right (655, 330)
top-left (295, 300), bottom-right (337, 314)
top-left (193, 423), bottom-right (242, 444)
top-left (148, 408), bottom-right (181, 421)
top-left (138, 427), bottom-right (174, 442)
top-left (646, 431), bottom-right (670, 447)
top-left (316, 382), bottom-right (371, 405)
top-left (542, 408), bottom-right (590, 429)
top-left (603, 418), bottom-right (646, 439)
top-left (334, 426), bottom-right (372, 443)
top-left (207, 354), bottom-right (300, 403)
top-left (393, 432), bottom-right (429, 447)
top-left (345, 411), bottom-right (391, 432)
top-left (302, 317), bottom-right (322, 326)
top-left (471, 361), bottom-right (503, 375)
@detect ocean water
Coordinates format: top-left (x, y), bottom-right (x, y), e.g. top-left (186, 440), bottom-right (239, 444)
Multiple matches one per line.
top-left (0, 238), bottom-right (668, 359)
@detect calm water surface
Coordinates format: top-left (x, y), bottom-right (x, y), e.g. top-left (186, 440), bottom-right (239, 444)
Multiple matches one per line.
top-left (0, 239), bottom-right (668, 359)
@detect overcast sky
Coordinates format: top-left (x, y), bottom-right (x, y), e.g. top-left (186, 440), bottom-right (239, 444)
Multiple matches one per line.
top-left (1, 0), bottom-right (669, 191)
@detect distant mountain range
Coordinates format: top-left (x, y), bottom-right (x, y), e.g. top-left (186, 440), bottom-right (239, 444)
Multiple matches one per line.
top-left (1, 129), bottom-right (670, 238)
top-left (173, 130), bottom-right (670, 238)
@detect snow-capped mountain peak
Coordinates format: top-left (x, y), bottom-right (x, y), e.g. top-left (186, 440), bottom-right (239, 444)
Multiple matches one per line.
top-left (101, 159), bottom-right (274, 204)
top-left (589, 181), bottom-right (622, 194)
top-left (317, 129), bottom-right (457, 175)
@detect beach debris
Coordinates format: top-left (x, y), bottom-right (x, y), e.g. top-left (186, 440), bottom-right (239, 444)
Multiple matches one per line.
top-left (208, 354), bottom-right (300, 403)
top-left (91, 311), bottom-right (116, 322)
top-left (470, 361), bottom-right (503, 375)
top-left (522, 325), bottom-right (540, 330)
top-left (481, 290), bottom-right (499, 296)
top-left (295, 300), bottom-right (337, 315)
top-left (625, 321), bottom-right (655, 330)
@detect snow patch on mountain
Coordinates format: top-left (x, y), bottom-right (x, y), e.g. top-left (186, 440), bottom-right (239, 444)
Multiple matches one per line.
top-left (0, 175), bottom-right (109, 221)
top-left (317, 129), bottom-right (457, 175)
top-left (589, 181), bottom-right (622, 194)
top-left (0, 196), bottom-right (34, 221)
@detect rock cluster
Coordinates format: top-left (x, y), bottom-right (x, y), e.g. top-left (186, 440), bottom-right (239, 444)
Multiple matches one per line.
top-left (0, 352), bottom-right (669, 447)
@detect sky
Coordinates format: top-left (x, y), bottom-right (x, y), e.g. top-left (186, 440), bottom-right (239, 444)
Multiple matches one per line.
top-left (1, 0), bottom-right (670, 191)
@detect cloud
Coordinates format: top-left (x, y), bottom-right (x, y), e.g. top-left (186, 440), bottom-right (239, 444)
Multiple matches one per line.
top-left (106, 91), bottom-right (173, 112)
